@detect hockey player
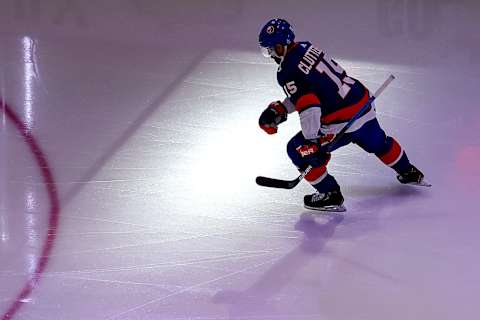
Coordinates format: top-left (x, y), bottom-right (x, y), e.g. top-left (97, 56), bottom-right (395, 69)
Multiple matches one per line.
top-left (257, 18), bottom-right (427, 212)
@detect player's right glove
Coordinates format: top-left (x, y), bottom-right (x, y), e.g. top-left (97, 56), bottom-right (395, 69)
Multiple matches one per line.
top-left (295, 140), bottom-right (328, 167)
top-left (258, 101), bottom-right (288, 135)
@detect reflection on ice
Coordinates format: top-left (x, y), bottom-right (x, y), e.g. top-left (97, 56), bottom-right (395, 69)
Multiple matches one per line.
top-left (22, 36), bottom-right (35, 132)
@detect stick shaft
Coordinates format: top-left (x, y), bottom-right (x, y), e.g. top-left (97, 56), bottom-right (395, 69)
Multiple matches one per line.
top-left (373, 74), bottom-right (395, 97)
top-left (324, 74), bottom-right (395, 152)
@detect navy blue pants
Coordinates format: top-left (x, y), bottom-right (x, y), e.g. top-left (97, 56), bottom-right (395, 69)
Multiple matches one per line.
top-left (287, 118), bottom-right (411, 193)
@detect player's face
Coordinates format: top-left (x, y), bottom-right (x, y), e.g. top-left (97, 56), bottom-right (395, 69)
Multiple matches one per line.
top-left (260, 46), bottom-right (275, 58)
top-left (260, 44), bottom-right (285, 59)
top-left (274, 44), bottom-right (285, 57)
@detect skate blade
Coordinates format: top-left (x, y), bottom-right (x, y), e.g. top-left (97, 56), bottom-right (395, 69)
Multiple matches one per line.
top-left (406, 180), bottom-right (432, 187)
top-left (304, 204), bottom-right (346, 212)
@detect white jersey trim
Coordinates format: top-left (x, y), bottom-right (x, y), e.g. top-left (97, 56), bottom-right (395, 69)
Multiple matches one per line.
top-left (284, 98), bottom-right (377, 138)
top-left (319, 106), bottom-right (376, 136)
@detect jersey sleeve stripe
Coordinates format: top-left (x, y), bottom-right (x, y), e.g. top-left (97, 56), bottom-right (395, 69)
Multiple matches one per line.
top-left (321, 90), bottom-right (369, 124)
top-left (295, 93), bottom-right (321, 112)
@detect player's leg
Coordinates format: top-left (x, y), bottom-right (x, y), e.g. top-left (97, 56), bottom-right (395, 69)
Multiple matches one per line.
top-left (352, 119), bottom-right (426, 184)
top-left (287, 131), bottom-right (345, 211)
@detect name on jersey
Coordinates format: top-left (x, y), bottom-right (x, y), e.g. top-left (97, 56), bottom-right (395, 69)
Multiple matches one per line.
top-left (298, 46), bottom-right (322, 75)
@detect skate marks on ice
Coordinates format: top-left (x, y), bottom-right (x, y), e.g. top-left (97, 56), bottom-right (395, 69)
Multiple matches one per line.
top-left (212, 211), bottom-right (397, 319)
top-left (336, 183), bottom-right (433, 242)
top-left (59, 50), bottom-right (210, 208)
top-left (345, 183), bottom-right (429, 214)
top-left (212, 213), bottom-right (343, 318)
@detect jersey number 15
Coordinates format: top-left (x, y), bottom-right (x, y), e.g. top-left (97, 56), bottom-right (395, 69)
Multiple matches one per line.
top-left (283, 55), bottom-right (356, 100)
top-left (317, 55), bottom-right (355, 99)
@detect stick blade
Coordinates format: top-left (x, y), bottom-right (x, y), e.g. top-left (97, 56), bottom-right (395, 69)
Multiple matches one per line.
top-left (255, 176), bottom-right (298, 189)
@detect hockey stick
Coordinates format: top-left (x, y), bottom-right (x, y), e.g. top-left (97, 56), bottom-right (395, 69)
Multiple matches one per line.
top-left (324, 74), bottom-right (395, 152)
top-left (256, 74), bottom-right (395, 189)
top-left (255, 165), bottom-right (313, 189)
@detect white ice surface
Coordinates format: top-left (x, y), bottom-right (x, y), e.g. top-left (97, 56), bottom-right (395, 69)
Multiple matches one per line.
top-left (1, 1), bottom-right (479, 319)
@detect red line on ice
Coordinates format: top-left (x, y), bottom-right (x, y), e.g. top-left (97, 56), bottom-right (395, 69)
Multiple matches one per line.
top-left (0, 101), bottom-right (60, 320)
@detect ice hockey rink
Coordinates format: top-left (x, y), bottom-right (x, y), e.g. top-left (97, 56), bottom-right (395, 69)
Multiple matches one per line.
top-left (1, 0), bottom-right (479, 319)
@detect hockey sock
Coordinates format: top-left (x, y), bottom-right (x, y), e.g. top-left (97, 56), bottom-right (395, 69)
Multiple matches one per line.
top-left (311, 174), bottom-right (340, 193)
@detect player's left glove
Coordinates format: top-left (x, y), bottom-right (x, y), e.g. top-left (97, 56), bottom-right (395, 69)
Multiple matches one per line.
top-left (259, 101), bottom-right (288, 135)
top-left (319, 133), bottom-right (336, 146)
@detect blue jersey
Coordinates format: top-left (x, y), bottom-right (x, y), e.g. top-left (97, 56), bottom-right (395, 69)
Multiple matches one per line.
top-left (277, 42), bottom-right (372, 139)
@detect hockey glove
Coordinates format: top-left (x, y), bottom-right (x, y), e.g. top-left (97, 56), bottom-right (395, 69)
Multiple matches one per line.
top-left (296, 140), bottom-right (328, 167)
top-left (259, 101), bottom-right (288, 135)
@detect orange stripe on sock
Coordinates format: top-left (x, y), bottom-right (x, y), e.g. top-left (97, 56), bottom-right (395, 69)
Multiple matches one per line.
top-left (379, 139), bottom-right (402, 166)
top-left (305, 166), bottom-right (327, 182)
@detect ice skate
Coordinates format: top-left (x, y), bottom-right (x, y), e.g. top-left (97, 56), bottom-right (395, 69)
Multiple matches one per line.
top-left (304, 189), bottom-right (346, 212)
top-left (397, 165), bottom-right (431, 187)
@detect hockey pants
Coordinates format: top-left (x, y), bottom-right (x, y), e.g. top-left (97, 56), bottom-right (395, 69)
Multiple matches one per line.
top-left (286, 118), bottom-right (412, 193)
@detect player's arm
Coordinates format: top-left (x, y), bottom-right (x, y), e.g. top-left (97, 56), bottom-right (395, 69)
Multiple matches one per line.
top-left (258, 67), bottom-right (308, 135)
top-left (297, 93), bottom-right (322, 141)
top-left (281, 97), bottom-right (296, 114)
top-left (283, 76), bottom-right (323, 141)
top-left (283, 72), bottom-right (328, 161)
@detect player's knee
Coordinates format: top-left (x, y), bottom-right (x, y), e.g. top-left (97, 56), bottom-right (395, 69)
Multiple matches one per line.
top-left (362, 135), bottom-right (387, 154)
top-left (355, 119), bottom-right (389, 154)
